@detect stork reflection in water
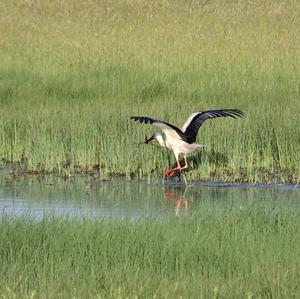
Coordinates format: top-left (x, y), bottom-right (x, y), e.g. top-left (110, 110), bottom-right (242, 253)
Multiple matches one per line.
top-left (164, 187), bottom-right (188, 216)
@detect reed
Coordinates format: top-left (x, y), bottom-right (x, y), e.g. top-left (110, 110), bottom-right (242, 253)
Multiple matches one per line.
top-left (0, 0), bottom-right (299, 182)
top-left (1, 197), bottom-right (300, 298)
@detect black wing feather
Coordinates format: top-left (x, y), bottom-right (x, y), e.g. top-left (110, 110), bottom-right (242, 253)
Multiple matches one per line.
top-left (130, 116), bottom-right (186, 140)
top-left (183, 109), bottom-right (244, 143)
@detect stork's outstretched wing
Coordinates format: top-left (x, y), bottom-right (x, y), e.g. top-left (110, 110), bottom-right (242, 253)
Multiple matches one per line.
top-left (182, 109), bottom-right (244, 143)
top-left (130, 116), bottom-right (186, 141)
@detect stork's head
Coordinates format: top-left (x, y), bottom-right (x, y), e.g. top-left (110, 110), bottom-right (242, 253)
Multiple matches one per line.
top-left (143, 133), bottom-right (165, 147)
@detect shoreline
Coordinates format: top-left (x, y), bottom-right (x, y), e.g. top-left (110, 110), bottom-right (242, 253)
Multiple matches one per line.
top-left (2, 162), bottom-right (299, 186)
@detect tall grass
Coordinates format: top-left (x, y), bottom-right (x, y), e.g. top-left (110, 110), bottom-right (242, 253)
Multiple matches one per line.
top-left (1, 198), bottom-right (300, 298)
top-left (0, 0), bottom-right (299, 182)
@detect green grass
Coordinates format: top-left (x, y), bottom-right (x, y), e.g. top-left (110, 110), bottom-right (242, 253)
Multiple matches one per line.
top-left (1, 199), bottom-right (300, 298)
top-left (0, 0), bottom-right (300, 182)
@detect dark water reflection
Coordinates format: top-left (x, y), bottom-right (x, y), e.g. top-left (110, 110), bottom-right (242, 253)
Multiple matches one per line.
top-left (0, 169), bottom-right (299, 220)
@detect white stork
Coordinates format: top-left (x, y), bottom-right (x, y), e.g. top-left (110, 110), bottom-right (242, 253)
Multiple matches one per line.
top-left (131, 109), bottom-right (244, 177)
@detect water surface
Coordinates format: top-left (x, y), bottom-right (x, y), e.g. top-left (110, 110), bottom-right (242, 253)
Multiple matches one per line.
top-left (1, 168), bottom-right (299, 220)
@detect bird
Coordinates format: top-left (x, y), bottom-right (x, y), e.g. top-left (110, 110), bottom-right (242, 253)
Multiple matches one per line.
top-left (131, 109), bottom-right (244, 178)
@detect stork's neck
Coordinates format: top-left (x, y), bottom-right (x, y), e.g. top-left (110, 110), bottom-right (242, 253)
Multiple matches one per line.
top-left (156, 135), bottom-right (166, 148)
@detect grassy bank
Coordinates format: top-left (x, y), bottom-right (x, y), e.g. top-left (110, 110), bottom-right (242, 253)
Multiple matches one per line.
top-left (0, 1), bottom-right (299, 182)
top-left (1, 198), bottom-right (300, 298)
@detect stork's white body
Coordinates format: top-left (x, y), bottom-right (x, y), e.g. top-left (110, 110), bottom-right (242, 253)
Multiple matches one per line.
top-left (158, 134), bottom-right (203, 157)
top-left (150, 121), bottom-right (204, 165)
top-left (152, 133), bottom-right (201, 177)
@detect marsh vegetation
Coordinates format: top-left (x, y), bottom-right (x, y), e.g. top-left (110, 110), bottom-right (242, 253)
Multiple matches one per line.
top-left (0, 1), bottom-right (299, 182)
top-left (1, 200), bottom-right (300, 298)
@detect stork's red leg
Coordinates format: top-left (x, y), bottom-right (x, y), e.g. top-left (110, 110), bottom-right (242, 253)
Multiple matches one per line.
top-left (165, 157), bottom-right (189, 177)
top-left (180, 157), bottom-right (188, 170)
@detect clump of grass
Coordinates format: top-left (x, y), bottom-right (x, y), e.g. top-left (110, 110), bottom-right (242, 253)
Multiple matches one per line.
top-left (1, 198), bottom-right (300, 298)
top-left (0, 1), bottom-right (299, 182)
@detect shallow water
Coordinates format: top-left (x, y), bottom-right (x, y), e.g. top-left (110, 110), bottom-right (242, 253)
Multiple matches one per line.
top-left (0, 168), bottom-right (299, 220)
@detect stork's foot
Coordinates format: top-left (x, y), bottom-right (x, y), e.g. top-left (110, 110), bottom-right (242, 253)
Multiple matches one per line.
top-left (164, 168), bottom-right (181, 178)
top-left (165, 171), bottom-right (179, 178)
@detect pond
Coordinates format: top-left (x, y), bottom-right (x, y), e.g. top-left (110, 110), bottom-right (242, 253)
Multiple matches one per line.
top-left (0, 168), bottom-right (299, 220)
